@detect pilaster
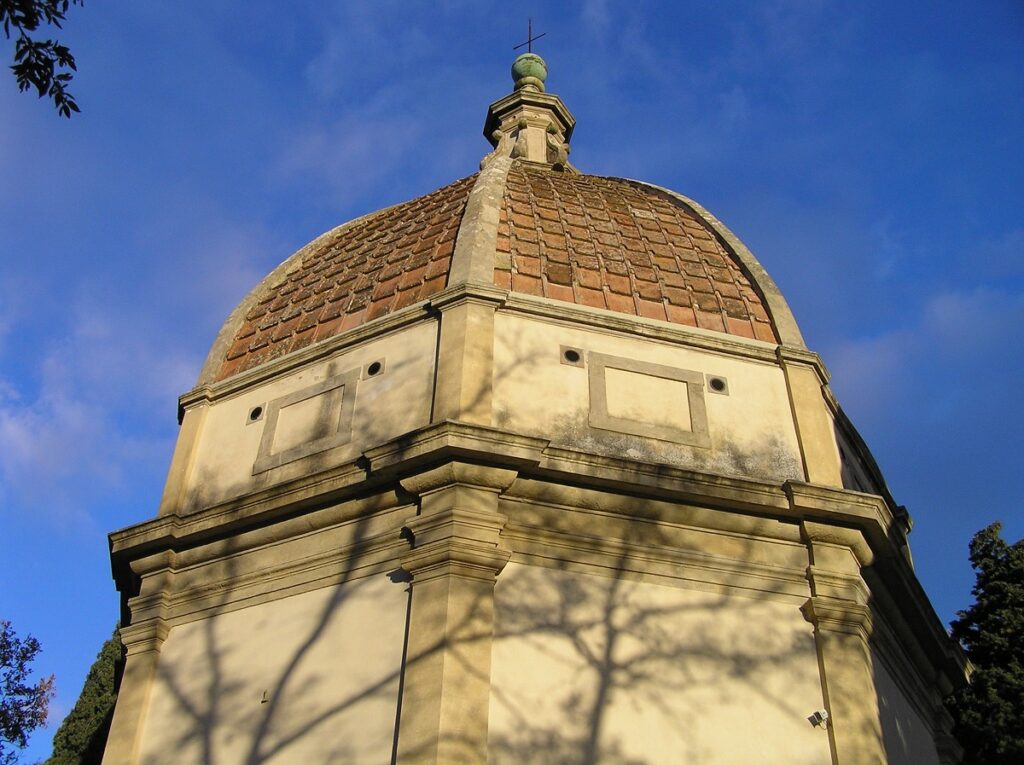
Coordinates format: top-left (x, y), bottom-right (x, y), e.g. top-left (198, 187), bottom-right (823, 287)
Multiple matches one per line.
top-left (780, 348), bottom-right (843, 487)
top-left (395, 463), bottom-right (517, 765)
top-left (933, 705), bottom-right (964, 765)
top-left (431, 294), bottom-right (501, 425)
top-left (102, 553), bottom-right (176, 765)
top-left (801, 522), bottom-right (886, 765)
top-left (157, 399), bottom-right (208, 516)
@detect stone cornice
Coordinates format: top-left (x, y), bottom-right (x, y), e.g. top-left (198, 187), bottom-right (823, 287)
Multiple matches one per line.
top-left (401, 507), bottom-right (511, 584)
top-left (113, 422), bottom-right (910, 577)
top-left (776, 346), bottom-right (831, 384)
top-left (179, 279), bottom-right (796, 419)
top-left (801, 596), bottom-right (874, 643)
top-left (786, 482), bottom-right (896, 550)
top-left (399, 463), bottom-right (519, 497)
top-left (500, 291), bottom-right (781, 364)
top-left (118, 620), bottom-right (170, 655)
top-left (107, 418), bottom-right (966, 691)
top-left (484, 89), bottom-right (576, 145)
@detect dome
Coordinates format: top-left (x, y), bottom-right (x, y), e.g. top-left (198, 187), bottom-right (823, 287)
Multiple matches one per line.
top-left (214, 174), bottom-right (478, 381)
top-left (206, 155), bottom-right (800, 384)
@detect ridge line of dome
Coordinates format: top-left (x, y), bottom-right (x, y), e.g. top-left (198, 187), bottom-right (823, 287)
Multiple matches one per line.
top-left (197, 206), bottom-right (393, 387)
top-left (201, 175), bottom-right (477, 384)
top-left (622, 178), bottom-right (806, 349)
top-left (449, 154), bottom-right (514, 287)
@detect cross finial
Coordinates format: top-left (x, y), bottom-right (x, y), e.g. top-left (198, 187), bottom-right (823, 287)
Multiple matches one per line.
top-left (513, 17), bottom-right (546, 53)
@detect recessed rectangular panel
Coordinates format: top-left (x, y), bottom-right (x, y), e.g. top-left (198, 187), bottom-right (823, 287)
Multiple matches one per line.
top-left (273, 393), bottom-right (334, 453)
top-left (604, 367), bottom-right (693, 432)
top-left (252, 366), bottom-right (360, 474)
top-left (588, 352), bottom-right (710, 448)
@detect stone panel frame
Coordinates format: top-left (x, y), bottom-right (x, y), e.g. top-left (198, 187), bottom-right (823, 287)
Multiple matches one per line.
top-left (252, 366), bottom-right (361, 474)
top-left (587, 351), bottom-right (711, 448)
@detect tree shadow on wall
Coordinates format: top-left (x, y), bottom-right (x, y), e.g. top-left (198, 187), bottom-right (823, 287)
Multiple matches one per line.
top-left (483, 517), bottom-right (829, 765)
top-left (141, 509), bottom-right (403, 765)
top-left (116, 328), bottom-right (840, 765)
top-left (123, 354), bottom-right (432, 764)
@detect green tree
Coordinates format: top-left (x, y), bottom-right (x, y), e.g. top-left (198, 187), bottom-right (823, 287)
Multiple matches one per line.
top-left (948, 523), bottom-right (1024, 764)
top-left (0, 620), bottom-right (54, 765)
top-left (46, 631), bottom-right (120, 765)
top-left (1, 0), bottom-right (82, 116)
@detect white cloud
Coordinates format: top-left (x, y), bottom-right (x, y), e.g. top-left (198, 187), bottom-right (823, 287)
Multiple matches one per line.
top-left (828, 287), bottom-right (1024, 420)
top-left (0, 303), bottom-right (182, 527)
top-left (276, 111), bottom-right (422, 208)
top-left (0, 373), bottom-right (128, 529)
top-left (580, 0), bottom-right (612, 39)
top-left (0, 211), bottom-right (282, 529)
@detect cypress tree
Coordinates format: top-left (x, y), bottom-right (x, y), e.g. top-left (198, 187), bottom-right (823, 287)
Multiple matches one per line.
top-left (947, 523), bottom-right (1024, 764)
top-left (46, 630), bottom-right (120, 765)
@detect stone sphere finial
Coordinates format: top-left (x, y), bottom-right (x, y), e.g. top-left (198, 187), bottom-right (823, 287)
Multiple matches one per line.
top-left (512, 53), bottom-right (547, 92)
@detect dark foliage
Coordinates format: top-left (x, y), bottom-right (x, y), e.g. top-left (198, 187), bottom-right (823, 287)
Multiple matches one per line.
top-left (948, 523), bottom-right (1024, 764)
top-left (46, 630), bottom-right (120, 765)
top-left (1, 0), bottom-right (82, 116)
top-left (0, 620), bottom-right (54, 765)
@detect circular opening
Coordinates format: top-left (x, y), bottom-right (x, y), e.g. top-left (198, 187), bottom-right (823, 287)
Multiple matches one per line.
top-left (709, 377), bottom-right (726, 392)
top-left (249, 406), bottom-right (263, 421)
top-left (367, 361), bottom-right (383, 376)
top-left (563, 349), bottom-right (581, 364)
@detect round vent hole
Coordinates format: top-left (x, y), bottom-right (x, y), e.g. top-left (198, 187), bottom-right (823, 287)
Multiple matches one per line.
top-left (563, 349), bottom-right (581, 364)
top-left (709, 377), bottom-right (726, 392)
top-left (367, 361), bottom-right (383, 377)
top-left (249, 406), bottom-right (263, 421)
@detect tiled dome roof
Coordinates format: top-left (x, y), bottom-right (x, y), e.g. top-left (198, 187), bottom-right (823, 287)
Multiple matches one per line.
top-left (216, 174), bottom-right (477, 381)
top-left (496, 162), bottom-right (776, 341)
top-left (206, 60), bottom-right (799, 384)
top-left (210, 164), bottom-right (785, 382)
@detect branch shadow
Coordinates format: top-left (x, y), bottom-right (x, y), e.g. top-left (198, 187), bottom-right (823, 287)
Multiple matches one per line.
top-left (113, 315), bottom-right (849, 765)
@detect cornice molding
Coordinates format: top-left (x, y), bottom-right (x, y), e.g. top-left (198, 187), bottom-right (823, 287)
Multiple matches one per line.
top-left (106, 418), bottom-right (966, 692)
top-left (118, 616), bottom-right (170, 655)
top-left (401, 506), bottom-right (511, 584)
top-left (113, 423), bottom-right (918, 566)
top-left (179, 278), bottom-right (798, 417)
top-left (801, 596), bottom-right (874, 643)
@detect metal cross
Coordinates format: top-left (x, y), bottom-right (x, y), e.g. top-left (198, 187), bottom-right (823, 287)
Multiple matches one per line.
top-left (513, 17), bottom-right (546, 52)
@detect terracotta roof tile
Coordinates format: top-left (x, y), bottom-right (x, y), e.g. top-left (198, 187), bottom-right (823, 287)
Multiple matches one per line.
top-left (216, 173), bottom-right (476, 381)
top-left (216, 162), bottom-right (780, 382)
top-left (495, 161), bottom-right (777, 342)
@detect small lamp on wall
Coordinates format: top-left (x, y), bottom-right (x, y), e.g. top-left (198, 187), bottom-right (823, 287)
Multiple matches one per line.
top-left (807, 709), bottom-right (829, 728)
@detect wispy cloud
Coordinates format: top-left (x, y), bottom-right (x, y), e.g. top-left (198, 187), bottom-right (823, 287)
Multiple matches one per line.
top-left (0, 303), bottom-right (184, 528)
top-left (0, 211), bottom-right (279, 530)
top-left (580, 0), bottom-right (612, 40)
top-left (276, 110), bottom-right (423, 209)
top-left (828, 287), bottom-right (1024, 420)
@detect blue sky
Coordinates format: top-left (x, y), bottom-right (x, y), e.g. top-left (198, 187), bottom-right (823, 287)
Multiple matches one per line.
top-left (1, 1), bottom-right (1022, 759)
